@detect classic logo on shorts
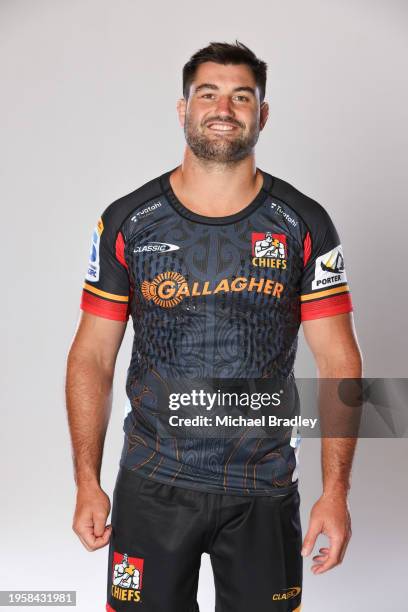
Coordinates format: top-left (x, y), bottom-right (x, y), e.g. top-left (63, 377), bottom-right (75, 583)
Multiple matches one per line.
top-left (312, 245), bottom-right (347, 290)
top-left (251, 232), bottom-right (287, 269)
top-left (85, 216), bottom-right (104, 282)
top-left (272, 586), bottom-right (301, 601)
top-left (141, 271), bottom-right (284, 308)
top-left (111, 551), bottom-right (144, 604)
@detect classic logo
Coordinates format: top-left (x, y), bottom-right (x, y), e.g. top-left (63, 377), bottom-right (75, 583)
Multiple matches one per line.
top-left (111, 551), bottom-right (144, 603)
top-left (85, 216), bottom-right (104, 282)
top-left (134, 242), bottom-right (180, 254)
top-left (312, 245), bottom-right (347, 290)
top-left (141, 271), bottom-right (284, 308)
top-left (251, 232), bottom-right (287, 269)
top-left (272, 586), bottom-right (301, 601)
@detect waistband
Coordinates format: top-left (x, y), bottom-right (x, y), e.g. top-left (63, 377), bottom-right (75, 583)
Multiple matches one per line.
top-left (115, 465), bottom-right (299, 500)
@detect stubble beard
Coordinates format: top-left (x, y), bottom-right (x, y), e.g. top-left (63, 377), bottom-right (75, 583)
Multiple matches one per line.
top-left (184, 114), bottom-right (260, 165)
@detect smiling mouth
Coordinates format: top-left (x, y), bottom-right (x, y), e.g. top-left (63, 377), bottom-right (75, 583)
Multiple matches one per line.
top-left (206, 122), bottom-right (240, 132)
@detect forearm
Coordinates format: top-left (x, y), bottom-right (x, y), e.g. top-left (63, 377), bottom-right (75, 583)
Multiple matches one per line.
top-left (321, 437), bottom-right (357, 498)
top-left (318, 351), bottom-right (362, 499)
top-left (65, 349), bottom-right (114, 488)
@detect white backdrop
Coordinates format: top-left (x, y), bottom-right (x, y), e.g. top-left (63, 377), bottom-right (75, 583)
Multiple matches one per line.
top-left (1, 1), bottom-right (407, 610)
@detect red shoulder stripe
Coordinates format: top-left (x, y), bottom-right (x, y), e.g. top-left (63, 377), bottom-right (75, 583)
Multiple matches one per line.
top-left (115, 231), bottom-right (128, 269)
top-left (80, 291), bottom-right (129, 321)
top-left (303, 231), bottom-right (312, 267)
top-left (301, 292), bottom-right (353, 321)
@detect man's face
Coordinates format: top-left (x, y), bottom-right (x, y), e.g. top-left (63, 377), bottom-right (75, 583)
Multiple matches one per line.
top-left (178, 62), bottom-right (268, 163)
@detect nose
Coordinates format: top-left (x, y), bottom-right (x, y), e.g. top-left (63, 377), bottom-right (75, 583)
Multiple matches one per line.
top-left (215, 95), bottom-right (235, 117)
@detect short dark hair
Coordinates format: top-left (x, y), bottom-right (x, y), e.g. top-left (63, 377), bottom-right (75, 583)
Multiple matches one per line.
top-left (182, 40), bottom-right (267, 102)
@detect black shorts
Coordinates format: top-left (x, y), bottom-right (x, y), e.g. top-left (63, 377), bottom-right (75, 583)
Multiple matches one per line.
top-left (106, 467), bottom-right (302, 612)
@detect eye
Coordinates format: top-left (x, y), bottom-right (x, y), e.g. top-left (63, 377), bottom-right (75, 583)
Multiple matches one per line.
top-left (200, 93), bottom-right (215, 99)
top-left (234, 95), bottom-right (249, 102)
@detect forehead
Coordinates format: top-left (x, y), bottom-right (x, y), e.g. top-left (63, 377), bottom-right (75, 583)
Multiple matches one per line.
top-left (191, 61), bottom-right (257, 91)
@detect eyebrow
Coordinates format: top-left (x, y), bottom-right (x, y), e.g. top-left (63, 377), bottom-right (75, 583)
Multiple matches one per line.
top-left (194, 83), bottom-right (256, 96)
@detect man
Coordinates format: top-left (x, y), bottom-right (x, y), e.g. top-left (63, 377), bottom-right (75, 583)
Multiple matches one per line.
top-left (66, 41), bottom-right (362, 612)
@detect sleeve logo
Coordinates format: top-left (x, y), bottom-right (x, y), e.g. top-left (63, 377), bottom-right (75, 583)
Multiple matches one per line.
top-left (85, 216), bottom-right (104, 282)
top-left (312, 245), bottom-right (347, 290)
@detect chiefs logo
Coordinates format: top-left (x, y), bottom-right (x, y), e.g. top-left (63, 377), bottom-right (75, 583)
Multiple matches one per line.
top-left (110, 551), bottom-right (144, 604)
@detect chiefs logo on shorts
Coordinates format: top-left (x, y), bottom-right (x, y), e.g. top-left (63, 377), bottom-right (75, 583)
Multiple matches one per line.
top-left (110, 551), bottom-right (144, 604)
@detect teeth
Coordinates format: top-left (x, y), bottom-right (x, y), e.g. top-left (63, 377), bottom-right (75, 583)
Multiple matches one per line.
top-left (208, 123), bottom-right (235, 131)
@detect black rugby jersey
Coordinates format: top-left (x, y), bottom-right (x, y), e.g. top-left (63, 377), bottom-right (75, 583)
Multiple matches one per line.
top-left (80, 168), bottom-right (353, 496)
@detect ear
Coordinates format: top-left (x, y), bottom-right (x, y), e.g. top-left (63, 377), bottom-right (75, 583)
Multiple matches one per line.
top-left (259, 100), bottom-right (269, 130)
top-left (176, 97), bottom-right (187, 128)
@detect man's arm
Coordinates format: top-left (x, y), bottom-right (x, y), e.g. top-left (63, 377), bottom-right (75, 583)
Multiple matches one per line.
top-left (65, 311), bottom-right (127, 551)
top-left (300, 312), bottom-right (363, 574)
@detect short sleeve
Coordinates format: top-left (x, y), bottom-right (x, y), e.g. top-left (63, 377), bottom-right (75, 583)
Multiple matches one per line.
top-left (300, 209), bottom-right (353, 321)
top-left (80, 209), bottom-right (130, 321)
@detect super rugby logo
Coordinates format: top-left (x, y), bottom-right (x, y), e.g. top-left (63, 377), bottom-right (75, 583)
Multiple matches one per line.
top-left (85, 216), bottom-right (104, 282)
top-left (251, 232), bottom-right (287, 269)
top-left (111, 551), bottom-right (143, 604)
top-left (141, 271), bottom-right (284, 308)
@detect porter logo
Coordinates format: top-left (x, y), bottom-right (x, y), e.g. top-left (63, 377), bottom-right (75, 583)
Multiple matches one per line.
top-left (312, 245), bottom-right (347, 290)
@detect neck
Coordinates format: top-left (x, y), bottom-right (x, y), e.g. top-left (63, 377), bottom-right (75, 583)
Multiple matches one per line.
top-left (169, 147), bottom-right (263, 216)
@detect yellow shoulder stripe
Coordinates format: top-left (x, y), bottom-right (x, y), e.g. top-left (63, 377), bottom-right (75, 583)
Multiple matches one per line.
top-left (83, 282), bottom-right (129, 302)
top-left (301, 284), bottom-right (349, 302)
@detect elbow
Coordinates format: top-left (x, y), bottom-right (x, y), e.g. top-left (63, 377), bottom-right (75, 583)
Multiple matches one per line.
top-left (66, 343), bottom-right (115, 385)
top-left (316, 346), bottom-right (363, 378)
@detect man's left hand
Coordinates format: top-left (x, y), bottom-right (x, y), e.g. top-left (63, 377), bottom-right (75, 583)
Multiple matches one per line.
top-left (301, 493), bottom-right (352, 574)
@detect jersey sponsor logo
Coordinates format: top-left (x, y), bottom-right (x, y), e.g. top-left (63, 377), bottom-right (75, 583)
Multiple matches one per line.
top-left (131, 200), bottom-right (162, 222)
top-left (85, 216), bottom-right (104, 282)
top-left (312, 245), bottom-right (347, 290)
top-left (141, 271), bottom-right (284, 308)
top-left (111, 551), bottom-right (143, 604)
top-left (272, 586), bottom-right (301, 601)
top-left (270, 201), bottom-right (298, 227)
top-left (134, 241), bottom-right (180, 254)
top-left (251, 232), bottom-right (287, 269)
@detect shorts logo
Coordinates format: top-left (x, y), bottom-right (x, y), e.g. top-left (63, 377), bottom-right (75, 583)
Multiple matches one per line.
top-left (85, 216), bottom-right (104, 282)
top-left (312, 245), bottom-right (347, 290)
top-left (111, 551), bottom-right (143, 604)
top-left (251, 232), bottom-right (287, 269)
top-left (272, 586), bottom-right (301, 601)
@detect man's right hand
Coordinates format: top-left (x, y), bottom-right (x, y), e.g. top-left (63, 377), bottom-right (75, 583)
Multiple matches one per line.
top-left (72, 483), bottom-right (112, 551)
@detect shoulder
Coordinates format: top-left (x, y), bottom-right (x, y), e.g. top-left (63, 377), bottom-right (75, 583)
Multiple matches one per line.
top-left (267, 173), bottom-right (334, 233)
top-left (100, 171), bottom-right (167, 230)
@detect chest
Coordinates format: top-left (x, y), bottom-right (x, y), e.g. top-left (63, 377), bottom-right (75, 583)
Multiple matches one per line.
top-left (123, 211), bottom-right (303, 313)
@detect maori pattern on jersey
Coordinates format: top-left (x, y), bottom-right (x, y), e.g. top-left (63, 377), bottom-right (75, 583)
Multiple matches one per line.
top-left (80, 168), bottom-right (353, 495)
